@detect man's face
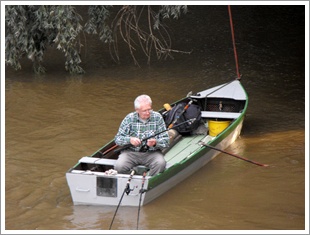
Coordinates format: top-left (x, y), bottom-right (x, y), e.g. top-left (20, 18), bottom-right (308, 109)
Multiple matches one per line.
top-left (136, 102), bottom-right (152, 120)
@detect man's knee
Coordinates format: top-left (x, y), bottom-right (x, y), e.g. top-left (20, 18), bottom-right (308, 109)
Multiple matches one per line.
top-left (156, 157), bottom-right (166, 170)
top-left (148, 153), bottom-right (166, 175)
top-left (114, 152), bottom-right (131, 173)
top-left (159, 160), bottom-right (167, 172)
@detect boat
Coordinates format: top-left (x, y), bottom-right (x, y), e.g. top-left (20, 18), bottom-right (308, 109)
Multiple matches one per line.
top-left (66, 78), bottom-right (249, 207)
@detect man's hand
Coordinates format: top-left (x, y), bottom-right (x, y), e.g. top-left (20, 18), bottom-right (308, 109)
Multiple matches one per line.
top-left (147, 138), bottom-right (156, 147)
top-left (130, 137), bottom-right (141, 146)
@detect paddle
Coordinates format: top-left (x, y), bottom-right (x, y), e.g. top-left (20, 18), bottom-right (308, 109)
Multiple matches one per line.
top-left (199, 142), bottom-right (268, 167)
top-left (109, 169), bottom-right (135, 230)
top-left (101, 144), bottom-right (118, 156)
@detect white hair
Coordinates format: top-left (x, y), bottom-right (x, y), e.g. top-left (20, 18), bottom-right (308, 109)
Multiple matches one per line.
top-left (134, 94), bottom-right (152, 109)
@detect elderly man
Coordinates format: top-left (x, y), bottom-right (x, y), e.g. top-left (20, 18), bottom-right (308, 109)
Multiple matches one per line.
top-left (114, 94), bottom-right (170, 176)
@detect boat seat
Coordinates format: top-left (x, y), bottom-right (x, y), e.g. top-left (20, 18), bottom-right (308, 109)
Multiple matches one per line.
top-left (201, 111), bottom-right (241, 119)
top-left (79, 157), bottom-right (151, 175)
top-left (79, 156), bottom-right (117, 166)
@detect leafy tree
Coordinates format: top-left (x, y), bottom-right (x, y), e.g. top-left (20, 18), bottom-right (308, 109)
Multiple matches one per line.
top-left (5, 5), bottom-right (84, 74)
top-left (5, 5), bottom-right (188, 74)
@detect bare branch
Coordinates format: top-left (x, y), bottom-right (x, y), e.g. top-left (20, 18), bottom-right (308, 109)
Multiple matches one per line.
top-left (110, 5), bottom-right (190, 66)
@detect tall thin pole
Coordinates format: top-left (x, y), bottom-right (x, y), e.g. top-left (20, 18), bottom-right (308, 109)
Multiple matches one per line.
top-left (109, 170), bottom-right (135, 230)
top-left (228, 5), bottom-right (241, 79)
top-left (137, 170), bottom-right (147, 229)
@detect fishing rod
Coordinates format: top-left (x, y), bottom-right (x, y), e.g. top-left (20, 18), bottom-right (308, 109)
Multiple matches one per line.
top-left (109, 169), bottom-right (135, 230)
top-left (168, 99), bottom-right (194, 128)
top-left (199, 141), bottom-right (268, 167)
top-left (101, 96), bottom-right (196, 157)
top-left (114, 118), bottom-right (196, 153)
top-left (136, 167), bottom-right (149, 230)
top-left (100, 117), bottom-right (196, 157)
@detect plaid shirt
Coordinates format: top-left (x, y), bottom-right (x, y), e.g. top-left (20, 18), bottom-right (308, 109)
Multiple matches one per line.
top-left (115, 111), bottom-right (170, 152)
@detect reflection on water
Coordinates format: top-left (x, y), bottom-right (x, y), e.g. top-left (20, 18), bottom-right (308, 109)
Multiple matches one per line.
top-left (3, 5), bottom-right (306, 232)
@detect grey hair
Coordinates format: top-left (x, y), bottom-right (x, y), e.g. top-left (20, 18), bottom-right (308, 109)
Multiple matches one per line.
top-left (134, 94), bottom-right (152, 109)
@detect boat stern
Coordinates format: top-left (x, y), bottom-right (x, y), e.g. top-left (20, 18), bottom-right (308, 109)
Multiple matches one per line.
top-left (66, 166), bottom-right (150, 206)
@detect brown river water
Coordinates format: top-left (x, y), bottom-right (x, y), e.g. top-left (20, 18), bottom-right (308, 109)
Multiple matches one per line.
top-left (3, 5), bottom-right (307, 233)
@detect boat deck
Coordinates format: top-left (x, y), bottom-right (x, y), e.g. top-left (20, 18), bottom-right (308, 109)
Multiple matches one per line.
top-left (164, 134), bottom-right (213, 167)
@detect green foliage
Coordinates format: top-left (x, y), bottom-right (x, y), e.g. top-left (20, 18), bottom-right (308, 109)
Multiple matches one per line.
top-left (84, 5), bottom-right (113, 43)
top-left (154, 5), bottom-right (188, 29)
top-left (5, 5), bottom-right (84, 74)
top-left (52, 6), bottom-right (84, 74)
top-left (5, 5), bottom-right (187, 74)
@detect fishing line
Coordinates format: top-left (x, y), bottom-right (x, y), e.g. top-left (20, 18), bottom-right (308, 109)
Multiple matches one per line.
top-left (109, 169), bottom-right (135, 230)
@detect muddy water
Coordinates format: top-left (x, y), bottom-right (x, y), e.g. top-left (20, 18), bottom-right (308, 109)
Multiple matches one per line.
top-left (3, 5), bottom-right (306, 232)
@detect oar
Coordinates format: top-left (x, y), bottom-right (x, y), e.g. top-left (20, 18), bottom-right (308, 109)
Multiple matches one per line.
top-left (109, 169), bottom-right (135, 230)
top-left (101, 144), bottom-right (118, 156)
top-left (199, 142), bottom-right (268, 167)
